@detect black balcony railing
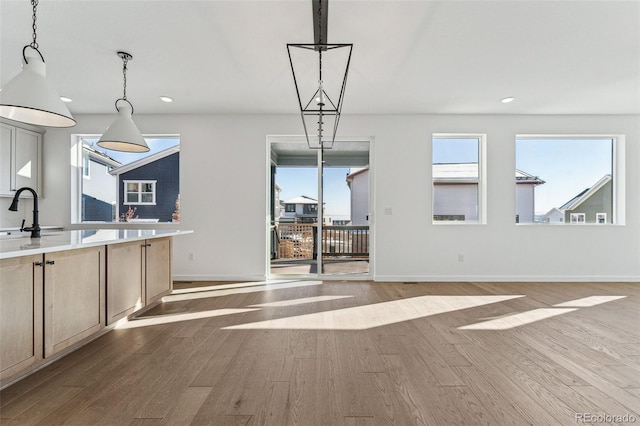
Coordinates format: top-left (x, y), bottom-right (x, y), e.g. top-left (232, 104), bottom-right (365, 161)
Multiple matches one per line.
top-left (274, 224), bottom-right (369, 259)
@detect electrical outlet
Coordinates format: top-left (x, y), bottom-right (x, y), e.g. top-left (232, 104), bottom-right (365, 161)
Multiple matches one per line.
top-left (458, 253), bottom-right (464, 262)
top-left (384, 207), bottom-right (393, 216)
top-left (188, 252), bottom-right (194, 261)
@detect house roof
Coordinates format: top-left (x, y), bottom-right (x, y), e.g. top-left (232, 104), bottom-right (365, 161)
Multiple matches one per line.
top-left (559, 174), bottom-right (612, 211)
top-left (82, 142), bottom-right (121, 168)
top-left (346, 167), bottom-right (369, 181)
top-left (109, 145), bottom-right (180, 176)
top-left (515, 169), bottom-right (545, 185)
top-left (283, 195), bottom-right (318, 205)
top-left (431, 163), bottom-right (544, 184)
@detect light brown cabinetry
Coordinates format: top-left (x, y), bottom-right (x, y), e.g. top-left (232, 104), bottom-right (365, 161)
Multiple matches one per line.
top-left (145, 237), bottom-right (172, 304)
top-left (0, 255), bottom-right (43, 381)
top-left (43, 246), bottom-right (105, 357)
top-left (106, 240), bottom-right (144, 324)
top-left (106, 237), bottom-right (172, 325)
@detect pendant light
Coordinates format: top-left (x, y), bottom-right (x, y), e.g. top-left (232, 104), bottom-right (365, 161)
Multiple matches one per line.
top-left (0, 0), bottom-right (76, 127)
top-left (287, 0), bottom-right (352, 150)
top-left (97, 52), bottom-right (149, 153)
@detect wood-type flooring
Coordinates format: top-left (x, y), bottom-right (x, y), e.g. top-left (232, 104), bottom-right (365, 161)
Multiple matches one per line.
top-left (1, 280), bottom-right (639, 425)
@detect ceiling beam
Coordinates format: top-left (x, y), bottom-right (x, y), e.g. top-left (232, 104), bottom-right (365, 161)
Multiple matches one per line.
top-left (312, 0), bottom-right (328, 47)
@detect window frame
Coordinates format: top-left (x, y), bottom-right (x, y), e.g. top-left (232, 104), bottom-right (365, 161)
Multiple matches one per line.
top-left (431, 133), bottom-right (487, 225)
top-left (71, 133), bottom-right (180, 224)
top-left (570, 213), bottom-right (586, 224)
top-left (515, 134), bottom-right (624, 226)
top-left (123, 180), bottom-right (157, 206)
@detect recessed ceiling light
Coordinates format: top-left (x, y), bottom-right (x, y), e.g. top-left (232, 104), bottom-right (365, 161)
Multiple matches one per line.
top-left (501, 97), bottom-right (515, 104)
top-left (60, 96), bottom-right (73, 103)
top-left (160, 96), bottom-right (174, 103)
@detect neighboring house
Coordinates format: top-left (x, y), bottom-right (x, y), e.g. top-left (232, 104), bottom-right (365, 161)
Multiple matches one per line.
top-left (515, 169), bottom-right (546, 223)
top-left (347, 165), bottom-right (544, 223)
top-left (274, 183), bottom-right (283, 220)
top-left (559, 175), bottom-right (613, 224)
top-left (279, 195), bottom-right (321, 223)
top-left (544, 207), bottom-right (565, 223)
top-left (82, 142), bottom-right (121, 221)
top-left (346, 167), bottom-right (369, 226)
top-left (109, 145), bottom-right (180, 222)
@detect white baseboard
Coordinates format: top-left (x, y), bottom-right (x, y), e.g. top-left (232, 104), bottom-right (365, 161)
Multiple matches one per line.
top-left (173, 274), bottom-right (266, 282)
top-left (373, 275), bottom-right (640, 283)
top-left (174, 274), bottom-right (639, 283)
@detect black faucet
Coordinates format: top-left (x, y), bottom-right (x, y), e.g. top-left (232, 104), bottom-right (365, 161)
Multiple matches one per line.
top-left (8, 187), bottom-right (41, 238)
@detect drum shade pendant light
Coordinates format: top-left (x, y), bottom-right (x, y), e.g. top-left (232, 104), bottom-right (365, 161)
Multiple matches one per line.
top-left (0, 0), bottom-right (76, 127)
top-left (97, 52), bottom-right (149, 152)
top-left (287, 0), bottom-right (352, 149)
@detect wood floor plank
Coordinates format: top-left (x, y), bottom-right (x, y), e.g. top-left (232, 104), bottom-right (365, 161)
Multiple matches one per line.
top-left (451, 365), bottom-right (533, 425)
top-left (0, 280), bottom-right (637, 425)
top-left (156, 386), bottom-right (212, 425)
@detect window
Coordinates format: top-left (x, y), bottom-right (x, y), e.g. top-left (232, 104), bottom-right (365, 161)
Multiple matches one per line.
top-left (304, 204), bottom-right (318, 214)
top-left (124, 180), bottom-right (156, 205)
top-left (432, 134), bottom-right (486, 224)
top-left (570, 213), bottom-right (586, 224)
top-left (285, 204), bottom-right (295, 212)
top-left (515, 136), bottom-right (618, 225)
top-left (72, 135), bottom-right (180, 223)
top-left (82, 155), bottom-right (90, 178)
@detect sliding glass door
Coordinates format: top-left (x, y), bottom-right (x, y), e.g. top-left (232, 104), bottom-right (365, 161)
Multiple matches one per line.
top-left (268, 138), bottom-right (370, 279)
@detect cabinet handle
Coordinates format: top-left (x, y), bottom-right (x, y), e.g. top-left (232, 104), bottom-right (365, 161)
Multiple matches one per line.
top-left (45, 260), bottom-right (55, 265)
top-left (34, 262), bottom-right (44, 267)
top-left (142, 243), bottom-right (151, 247)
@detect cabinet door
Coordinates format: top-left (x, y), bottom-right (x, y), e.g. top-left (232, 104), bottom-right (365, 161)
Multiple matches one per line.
top-left (145, 237), bottom-right (172, 304)
top-left (14, 128), bottom-right (41, 193)
top-left (106, 241), bottom-right (144, 325)
top-left (44, 246), bottom-right (105, 358)
top-left (0, 124), bottom-right (14, 196)
top-left (0, 255), bottom-right (43, 381)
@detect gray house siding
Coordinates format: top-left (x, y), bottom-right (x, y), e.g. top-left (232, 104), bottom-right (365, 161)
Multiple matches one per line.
top-left (117, 152), bottom-right (180, 222)
top-left (564, 180), bottom-right (613, 223)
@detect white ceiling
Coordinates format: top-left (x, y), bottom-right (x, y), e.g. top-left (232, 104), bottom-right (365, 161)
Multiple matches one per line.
top-left (1, 0), bottom-right (639, 116)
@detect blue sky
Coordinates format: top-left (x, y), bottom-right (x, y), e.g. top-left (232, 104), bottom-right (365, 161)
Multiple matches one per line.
top-left (434, 136), bottom-right (613, 214)
top-left (516, 138), bottom-right (612, 214)
top-left (84, 137), bottom-right (180, 165)
top-left (276, 167), bottom-right (352, 218)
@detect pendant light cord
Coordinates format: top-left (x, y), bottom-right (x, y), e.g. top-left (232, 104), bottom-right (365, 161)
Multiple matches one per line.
top-left (30, 0), bottom-right (39, 50)
top-left (114, 52), bottom-right (134, 113)
top-left (122, 55), bottom-right (128, 100)
top-left (22, 0), bottom-right (44, 63)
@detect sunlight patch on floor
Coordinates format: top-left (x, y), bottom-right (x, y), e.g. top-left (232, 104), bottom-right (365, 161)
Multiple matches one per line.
top-left (249, 295), bottom-right (353, 308)
top-left (553, 295), bottom-right (626, 307)
top-left (165, 280), bottom-right (324, 302)
top-left (117, 308), bottom-right (260, 329)
top-left (458, 308), bottom-right (577, 330)
top-left (222, 295), bottom-right (523, 330)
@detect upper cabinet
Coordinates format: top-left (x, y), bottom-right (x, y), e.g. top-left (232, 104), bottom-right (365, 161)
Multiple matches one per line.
top-left (0, 122), bottom-right (43, 197)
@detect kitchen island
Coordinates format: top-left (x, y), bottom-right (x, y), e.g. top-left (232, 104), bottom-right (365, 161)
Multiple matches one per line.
top-left (0, 229), bottom-right (192, 388)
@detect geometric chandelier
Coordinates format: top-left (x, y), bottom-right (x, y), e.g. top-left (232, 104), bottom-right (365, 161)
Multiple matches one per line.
top-left (287, 0), bottom-right (352, 150)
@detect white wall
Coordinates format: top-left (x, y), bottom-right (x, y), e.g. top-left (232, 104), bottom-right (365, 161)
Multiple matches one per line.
top-left (3, 113), bottom-right (637, 282)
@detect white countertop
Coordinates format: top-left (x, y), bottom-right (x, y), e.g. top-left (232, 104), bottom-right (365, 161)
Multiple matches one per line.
top-left (0, 229), bottom-right (193, 260)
